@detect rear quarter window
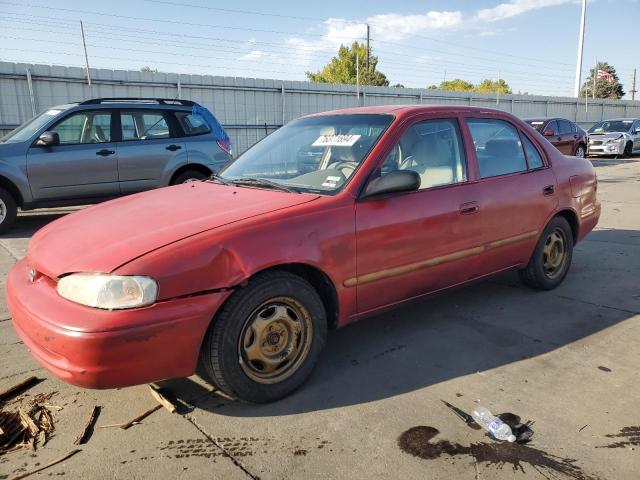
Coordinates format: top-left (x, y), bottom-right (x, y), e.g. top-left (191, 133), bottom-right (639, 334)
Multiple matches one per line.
top-left (176, 112), bottom-right (211, 136)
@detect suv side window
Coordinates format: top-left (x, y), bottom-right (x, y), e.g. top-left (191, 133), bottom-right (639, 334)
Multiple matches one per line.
top-left (379, 118), bottom-right (467, 190)
top-left (175, 112), bottom-right (211, 136)
top-left (120, 111), bottom-right (171, 140)
top-left (466, 118), bottom-right (527, 178)
top-left (558, 120), bottom-right (573, 135)
top-left (50, 110), bottom-right (112, 144)
top-left (546, 120), bottom-right (559, 135)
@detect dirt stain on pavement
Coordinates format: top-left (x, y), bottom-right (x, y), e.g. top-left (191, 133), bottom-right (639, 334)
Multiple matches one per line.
top-left (598, 426), bottom-right (640, 449)
top-left (398, 426), bottom-right (600, 480)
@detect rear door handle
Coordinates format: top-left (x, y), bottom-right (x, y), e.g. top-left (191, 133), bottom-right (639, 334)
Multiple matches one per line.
top-left (166, 144), bottom-right (182, 151)
top-left (96, 149), bottom-right (115, 156)
top-left (459, 201), bottom-right (479, 215)
top-left (543, 185), bottom-right (555, 196)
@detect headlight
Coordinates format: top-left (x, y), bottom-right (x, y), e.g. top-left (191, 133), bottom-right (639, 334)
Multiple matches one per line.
top-left (605, 136), bottom-right (622, 144)
top-left (57, 273), bottom-right (158, 310)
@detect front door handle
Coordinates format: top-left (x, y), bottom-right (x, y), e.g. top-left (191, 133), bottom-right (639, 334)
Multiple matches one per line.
top-left (166, 144), bottom-right (182, 151)
top-left (459, 201), bottom-right (479, 215)
top-left (543, 185), bottom-right (555, 196)
top-left (96, 149), bottom-right (115, 156)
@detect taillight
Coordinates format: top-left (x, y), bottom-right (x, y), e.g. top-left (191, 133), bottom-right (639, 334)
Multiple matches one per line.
top-left (217, 139), bottom-right (232, 156)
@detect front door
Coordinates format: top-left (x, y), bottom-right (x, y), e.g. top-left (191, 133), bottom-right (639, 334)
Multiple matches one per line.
top-left (557, 119), bottom-right (577, 155)
top-left (27, 110), bottom-right (119, 201)
top-left (464, 116), bottom-right (558, 272)
top-left (354, 117), bottom-right (484, 315)
top-left (116, 109), bottom-right (187, 193)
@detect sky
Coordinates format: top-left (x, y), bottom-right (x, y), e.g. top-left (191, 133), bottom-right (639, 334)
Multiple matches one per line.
top-left (0, 0), bottom-right (637, 98)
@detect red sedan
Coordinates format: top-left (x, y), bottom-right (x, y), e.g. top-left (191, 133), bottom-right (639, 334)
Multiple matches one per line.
top-left (6, 105), bottom-right (600, 403)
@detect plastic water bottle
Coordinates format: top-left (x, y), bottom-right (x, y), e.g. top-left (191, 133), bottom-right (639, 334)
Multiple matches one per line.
top-left (471, 405), bottom-right (516, 442)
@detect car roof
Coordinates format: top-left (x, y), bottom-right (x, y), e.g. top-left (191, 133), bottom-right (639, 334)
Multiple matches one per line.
top-left (601, 118), bottom-right (639, 121)
top-left (523, 117), bottom-right (569, 122)
top-left (300, 104), bottom-right (517, 119)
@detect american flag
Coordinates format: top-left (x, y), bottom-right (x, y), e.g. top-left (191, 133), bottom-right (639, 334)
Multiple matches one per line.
top-left (597, 69), bottom-right (614, 82)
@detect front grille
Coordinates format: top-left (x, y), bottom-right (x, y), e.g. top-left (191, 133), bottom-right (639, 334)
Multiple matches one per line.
top-left (590, 140), bottom-right (603, 146)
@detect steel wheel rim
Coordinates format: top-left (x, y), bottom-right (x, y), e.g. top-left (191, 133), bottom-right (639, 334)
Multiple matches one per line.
top-left (182, 178), bottom-right (200, 183)
top-left (576, 146), bottom-right (585, 158)
top-left (0, 199), bottom-right (5, 223)
top-left (238, 297), bottom-right (313, 384)
top-left (542, 228), bottom-right (567, 279)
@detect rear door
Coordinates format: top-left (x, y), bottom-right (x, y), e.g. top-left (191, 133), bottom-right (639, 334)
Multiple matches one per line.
top-left (354, 116), bottom-right (484, 314)
top-left (116, 109), bottom-right (188, 194)
top-left (464, 116), bottom-right (557, 272)
top-left (26, 109), bottom-right (119, 201)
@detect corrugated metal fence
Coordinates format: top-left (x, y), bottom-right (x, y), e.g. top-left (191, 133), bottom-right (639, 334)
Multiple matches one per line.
top-left (1, 61), bottom-right (639, 153)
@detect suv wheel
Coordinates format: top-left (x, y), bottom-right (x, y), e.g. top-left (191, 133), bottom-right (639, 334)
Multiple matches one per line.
top-left (574, 144), bottom-right (586, 158)
top-left (0, 188), bottom-right (17, 234)
top-left (171, 170), bottom-right (209, 185)
top-left (200, 271), bottom-right (327, 403)
top-left (519, 216), bottom-right (573, 290)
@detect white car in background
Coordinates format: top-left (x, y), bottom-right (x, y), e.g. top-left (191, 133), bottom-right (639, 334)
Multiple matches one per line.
top-left (587, 118), bottom-right (640, 158)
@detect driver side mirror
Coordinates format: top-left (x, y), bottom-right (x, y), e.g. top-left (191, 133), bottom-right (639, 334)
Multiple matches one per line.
top-left (35, 131), bottom-right (60, 147)
top-left (542, 129), bottom-right (554, 137)
top-left (362, 170), bottom-right (420, 198)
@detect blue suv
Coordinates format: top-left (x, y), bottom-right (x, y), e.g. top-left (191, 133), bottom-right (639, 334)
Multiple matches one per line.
top-left (0, 98), bottom-right (232, 232)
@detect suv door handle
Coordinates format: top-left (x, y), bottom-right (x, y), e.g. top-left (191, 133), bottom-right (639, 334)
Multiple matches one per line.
top-left (96, 149), bottom-right (115, 156)
top-left (543, 185), bottom-right (555, 196)
top-left (166, 144), bottom-right (182, 151)
top-left (459, 201), bottom-right (479, 215)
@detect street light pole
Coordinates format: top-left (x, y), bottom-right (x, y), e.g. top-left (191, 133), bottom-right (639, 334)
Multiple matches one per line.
top-left (573, 0), bottom-right (586, 97)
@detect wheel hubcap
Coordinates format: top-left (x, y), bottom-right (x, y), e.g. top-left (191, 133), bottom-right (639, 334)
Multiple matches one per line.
top-left (182, 178), bottom-right (200, 183)
top-left (239, 297), bottom-right (312, 384)
top-left (542, 228), bottom-right (567, 279)
top-left (576, 147), bottom-right (585, 158)
top-left (0, 199), bottom-right (5, 223)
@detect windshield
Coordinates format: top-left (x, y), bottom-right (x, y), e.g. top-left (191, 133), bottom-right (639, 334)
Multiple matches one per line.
top-left (0, 108), bottom-right (65, 143)
top-left (219, 114), bottom-right (394, 194)
top-left (588, 120), bottom-right (633, 134)
top-left (525, 120), bottom-right (546, 133)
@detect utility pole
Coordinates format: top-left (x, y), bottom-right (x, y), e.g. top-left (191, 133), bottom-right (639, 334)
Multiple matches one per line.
top-left (80, 20), bottom-right (91, 87)
top-left (366, 24), bottom-right (370, 71)
top-left (593, 59), bottom-right (597, 99)
top-left (573, 0), bottom-right (586, 97)
top-left (356, 54), bottom-right (360, 103)
top-left (632, 68), bottom-right (637, 101)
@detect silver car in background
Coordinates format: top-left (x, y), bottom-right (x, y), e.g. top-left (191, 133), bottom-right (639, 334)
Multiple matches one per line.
top-left (587, 118), bottom-right (640, 158)
top-left (0, 98), bottom-right (232, 232)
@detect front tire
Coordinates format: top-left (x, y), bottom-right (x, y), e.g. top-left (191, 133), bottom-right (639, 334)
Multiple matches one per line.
top-left (171, 169), bottom-right (209, 185)
top-left (621, 141), bottom-right (633, 159)
top-left (0, 188), bottom-right (17, 234)
top-left (574, 144), bottom-right (586, 158)
top-left (519, 216), bottom-right (573, 290)
top-left (200, 271), bottom-right (327, 403)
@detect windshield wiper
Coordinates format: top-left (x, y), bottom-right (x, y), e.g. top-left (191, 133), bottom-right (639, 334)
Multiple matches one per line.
top-left (231, 177), bottom-right (299, 193)
top-left (207, 173), bottom-right (233, 185)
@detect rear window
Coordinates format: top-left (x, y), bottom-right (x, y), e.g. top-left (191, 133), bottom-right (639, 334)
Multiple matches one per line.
top-left (176, 112), bottom-right (211, 136)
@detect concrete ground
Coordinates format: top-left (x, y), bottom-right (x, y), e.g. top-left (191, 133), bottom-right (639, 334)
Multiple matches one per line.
top-left (1, 157), bottom-right (639, 480)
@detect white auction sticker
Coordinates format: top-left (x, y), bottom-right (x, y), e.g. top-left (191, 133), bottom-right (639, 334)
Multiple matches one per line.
top-left (312, 134), bottom-right (361, 147)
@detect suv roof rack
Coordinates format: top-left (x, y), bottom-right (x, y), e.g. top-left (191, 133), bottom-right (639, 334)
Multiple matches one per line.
top-left (79, 98), bottom-right (195, 106)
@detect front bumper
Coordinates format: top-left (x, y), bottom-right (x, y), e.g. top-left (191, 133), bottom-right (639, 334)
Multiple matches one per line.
top-left (588, 142), bottom-right (623, 156)
top-left (6, 258), bottom-right (231, 389)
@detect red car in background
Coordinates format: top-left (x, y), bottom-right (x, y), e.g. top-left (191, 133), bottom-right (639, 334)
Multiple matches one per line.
top-left (524, 117), bottom-right (588, 158)
top-left (7, 105), bottom-right (600, 403)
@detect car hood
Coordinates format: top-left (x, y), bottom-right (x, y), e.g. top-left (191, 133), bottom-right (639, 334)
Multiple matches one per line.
top-left (589, 132), bottom-right (627, 139)
top-left (29, 182), bottom-right (319, 278)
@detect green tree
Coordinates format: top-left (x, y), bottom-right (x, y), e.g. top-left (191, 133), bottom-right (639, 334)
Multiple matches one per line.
top-left (431, 78), bottom-right (475, 92)
top-left (580, 61), bottom-right (624, 99)
top-left (306, 42), bottom-right (389, 87)
top-left (475, 78), bottom-right (512, 94)
top-left (140, 66), bottom-right (158, 73)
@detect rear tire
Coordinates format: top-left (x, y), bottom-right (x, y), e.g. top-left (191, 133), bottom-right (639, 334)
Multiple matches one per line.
top-left (200, 271), bottom-right (327, 403)
top-left (171, 169), bottom-right (209, 185)
top-left (519, 216), bottom-right (573, 290)
top-left (0, 188), bottom-right (17, 234)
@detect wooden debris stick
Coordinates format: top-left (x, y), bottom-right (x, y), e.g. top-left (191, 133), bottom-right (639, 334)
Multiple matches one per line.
top-left (0, 377), bottom-right (40, 402)
top-left (10, 449), bottom-right (81, 480)
top-left (148, 385), bottom-right (177, 413)
top-left (74, 405), bottom-right (100, 445)
top-left (120, 404), bottom-right (162, 430)
top-left (18, 409), bottom-right (39, 437)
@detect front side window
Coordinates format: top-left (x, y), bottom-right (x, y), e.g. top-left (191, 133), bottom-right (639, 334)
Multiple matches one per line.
top-left (379, 118), bottom-right (467, 190)
top-left (558, 120), bottom-right (574, 135)
top-left (219, 114), bottom-right (393, 194)
top-left (466, 118), bottom-right (527, 179)
top-left (51, 111), bottom-right (112, 144)
top-left (546, 120), bottom-right (559, 135)
top-left (120, 111), bottom-right (170, 140)
top-left (1, 108), bottom-right (66, 144)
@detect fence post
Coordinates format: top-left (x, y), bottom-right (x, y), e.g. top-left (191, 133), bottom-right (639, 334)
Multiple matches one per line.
top-left (25, 68), bottom-right (36, 116)
top-left (419, 91), bottom-right (423, 104)
top-left (177, 79), bottom-right (182, 99)
top-left (281, 84), bottom-right (285, 125)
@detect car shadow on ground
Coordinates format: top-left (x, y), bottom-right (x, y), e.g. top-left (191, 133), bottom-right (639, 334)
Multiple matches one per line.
top-left (589, 155), bottom-right (640, 168)
top-left (1, 210), bottom-right (77, 240)
top-left (164, 228), bottom-right (639, 417)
